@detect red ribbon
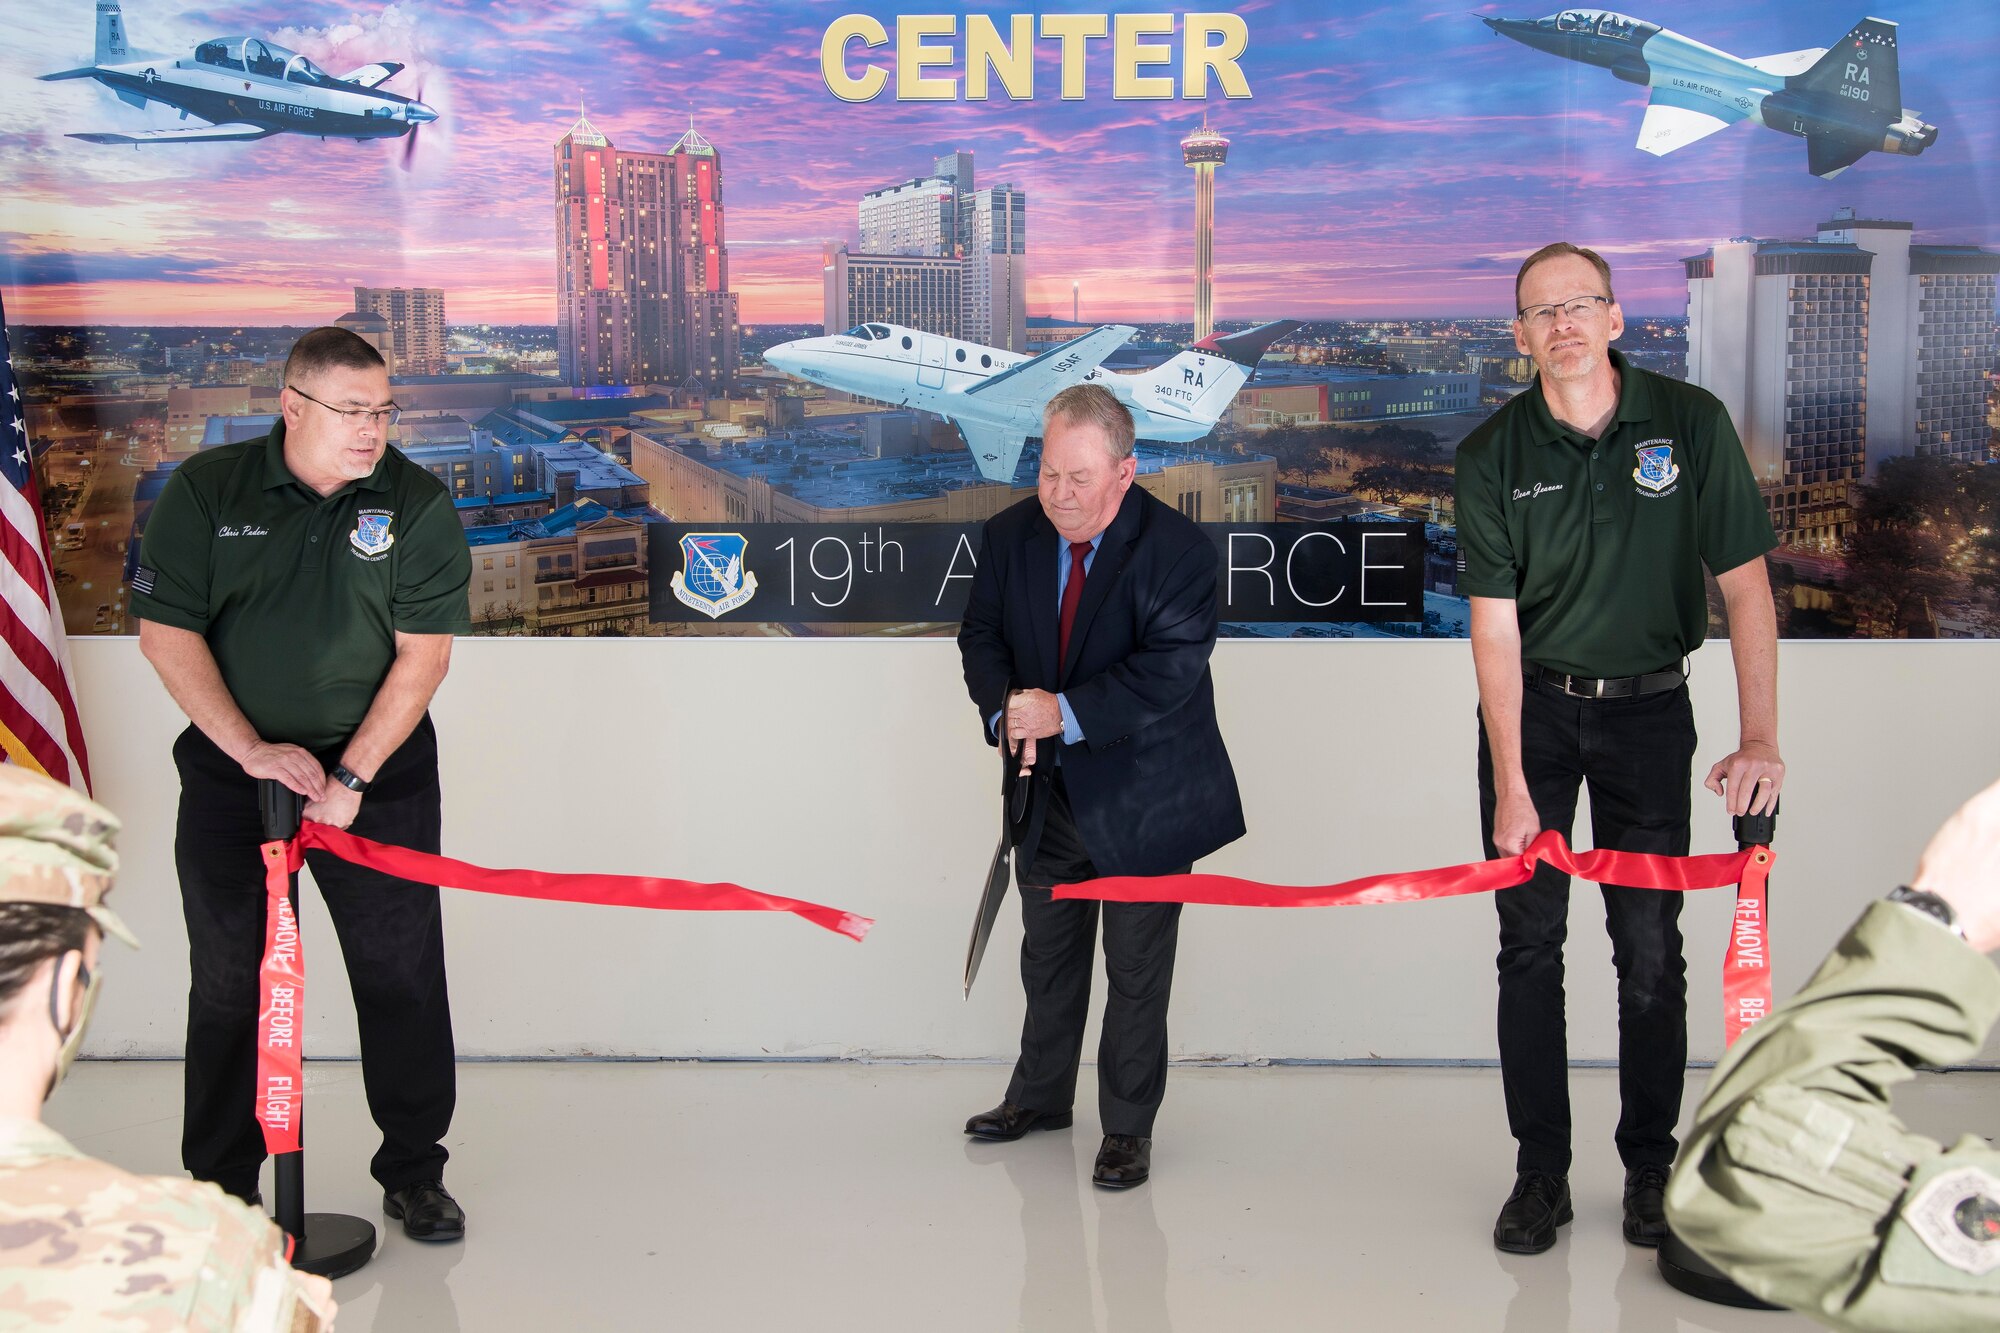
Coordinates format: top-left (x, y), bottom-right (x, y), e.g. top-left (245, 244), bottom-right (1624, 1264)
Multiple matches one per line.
top-left (253, 822), bottom-right (872, 1155)
top-left (1053, 831), bottom-right (1775, 1045)
top-left (255, 841), bottom-right (305, 1156)
top-left (290, 822), bottom-right (874, 942)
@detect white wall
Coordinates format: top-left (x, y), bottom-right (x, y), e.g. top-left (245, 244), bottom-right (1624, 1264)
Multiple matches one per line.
top-left (74, 636), bottom-right (2000, 1065)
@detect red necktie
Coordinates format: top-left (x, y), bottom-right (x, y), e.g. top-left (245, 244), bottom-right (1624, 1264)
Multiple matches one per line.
top-left (1057, 540), bottom-right (1092, 668)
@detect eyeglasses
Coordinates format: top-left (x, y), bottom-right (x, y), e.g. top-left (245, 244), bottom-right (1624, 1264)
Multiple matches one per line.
top-left (287, 385), bottom-right (401, 428)
top-left (1516, 295), bottom-right (1613, 329)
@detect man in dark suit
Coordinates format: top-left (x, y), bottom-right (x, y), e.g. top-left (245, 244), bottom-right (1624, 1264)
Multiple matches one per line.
top-left (957, 383), bottom-right (1244, 1189)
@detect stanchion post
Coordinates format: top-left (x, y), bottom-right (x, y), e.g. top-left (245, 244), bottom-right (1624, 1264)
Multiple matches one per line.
top-left (1657, 799), bottom-right (1781, 1311)
top-left (254, 779), bottom-right (376, 1280)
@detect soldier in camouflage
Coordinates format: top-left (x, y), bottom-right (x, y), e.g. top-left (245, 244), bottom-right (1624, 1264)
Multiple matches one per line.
top-left (0, 764), bottom-right (337, 1331)
top-left (1667, 774), bottom-right (2000, 1332)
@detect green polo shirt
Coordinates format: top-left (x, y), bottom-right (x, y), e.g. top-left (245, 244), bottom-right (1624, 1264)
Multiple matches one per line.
top-left (1453, 351), bottom-right (1776, 678)
top-left (130, 422), bottom-right (471, 750)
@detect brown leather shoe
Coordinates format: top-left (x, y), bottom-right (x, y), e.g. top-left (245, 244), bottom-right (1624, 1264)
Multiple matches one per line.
top-left (1092, 1135), bottom-right (1152, 1188)
top-left (965, 1101), bottom-right (1075, 1141)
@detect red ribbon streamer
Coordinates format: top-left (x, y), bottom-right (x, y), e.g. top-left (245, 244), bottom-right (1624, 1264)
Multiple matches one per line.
top-left (1053, 831), bottom-right (1775, 1045)
top-left (291, 822), bottom-right (874, 942)
top-left (255, 841), bottom-right (304, 1156)
top-left (252, 823), bottom-right (872, 1155)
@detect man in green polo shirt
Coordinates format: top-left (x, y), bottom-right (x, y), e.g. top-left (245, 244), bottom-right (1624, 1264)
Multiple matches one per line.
top-left (1453, 243), bottom-right (1785, 1256)
top-left (130, 325), bottom-right (473, 1242)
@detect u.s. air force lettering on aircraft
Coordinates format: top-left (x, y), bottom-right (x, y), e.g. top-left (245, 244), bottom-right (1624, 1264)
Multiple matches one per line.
top-left (765, 320), bottom-right (1299, 484)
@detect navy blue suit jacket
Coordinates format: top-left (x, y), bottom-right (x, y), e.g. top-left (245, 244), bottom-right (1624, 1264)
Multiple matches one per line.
top-left (957, 485), bottom-right (1245, 877)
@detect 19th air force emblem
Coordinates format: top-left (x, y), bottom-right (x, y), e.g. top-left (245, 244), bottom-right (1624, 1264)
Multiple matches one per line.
top-left (672, 532), bottom-right (758, 618)
top-left (1633, 440), bottom-right (1680, 495)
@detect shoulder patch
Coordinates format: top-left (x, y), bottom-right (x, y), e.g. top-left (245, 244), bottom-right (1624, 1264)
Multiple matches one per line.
top-left (1905, 1167), bottom-right (2000, 1276)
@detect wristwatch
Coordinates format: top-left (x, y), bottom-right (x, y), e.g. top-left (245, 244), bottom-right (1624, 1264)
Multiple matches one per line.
top-left (330, 764), bottom-right (372, 795)
top-left (1888, 885), bottom-right (1965, 939)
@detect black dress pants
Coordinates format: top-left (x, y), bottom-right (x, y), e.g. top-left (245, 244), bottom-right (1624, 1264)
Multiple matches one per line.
top-left (1477, 679), bottom-right (1696, 1175)
top-left (174, 718), bottom-right (456, 1198)
top-left (1008, 772), bottom-right (1185, 1138)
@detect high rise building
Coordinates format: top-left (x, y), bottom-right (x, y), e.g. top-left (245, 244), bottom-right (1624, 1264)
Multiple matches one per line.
top-left (858, 176), bottom-right (958, 256)
top-left (1181, 115), bottom-right (1230, 340)
top-left (1686, 208), bottom-right (2000, 548)
top-left (554, 107), bottom-right (740, 390)
top-left (964, 185), bottom-right (1027, 351)
top-left (354, 286), bottom-right (447, 376)
top-left (823, 245), bottom-right (962, 338)
top-left (851, 150), bottom-right (1030, 352)
top-left (934, 150), bottom-right (975, 254)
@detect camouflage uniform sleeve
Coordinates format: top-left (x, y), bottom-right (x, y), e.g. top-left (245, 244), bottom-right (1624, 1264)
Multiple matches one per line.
top-left (192, 1184), bottom-right (337, 1333)
top-left (0, 1159), bottom-right (333, 1332)
top-left (1665, 901), bottom-right (2000, 1332)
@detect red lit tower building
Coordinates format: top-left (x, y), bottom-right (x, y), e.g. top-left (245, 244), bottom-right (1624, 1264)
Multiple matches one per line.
top-left (555, 107), bottom-right (741, 390)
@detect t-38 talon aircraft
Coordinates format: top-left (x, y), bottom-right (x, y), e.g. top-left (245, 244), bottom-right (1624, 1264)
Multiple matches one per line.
top-left (764, 320), bottom-right (1300, 483)
top-left (41, 0), bottom-right (438, 147)
top-left (1482, 11), bottom-right (1937, 179)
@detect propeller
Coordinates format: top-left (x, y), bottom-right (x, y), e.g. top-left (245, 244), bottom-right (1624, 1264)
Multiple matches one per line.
top-left (396, 74), bottom-right (441, 172)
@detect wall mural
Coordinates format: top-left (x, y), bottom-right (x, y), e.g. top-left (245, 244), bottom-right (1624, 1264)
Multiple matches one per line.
top-left (3, 2), bottom-right (1996, 640)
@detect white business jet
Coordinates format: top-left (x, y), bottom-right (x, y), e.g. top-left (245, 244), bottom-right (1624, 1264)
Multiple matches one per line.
top-left (764, 319), bottom-right (1300, 483)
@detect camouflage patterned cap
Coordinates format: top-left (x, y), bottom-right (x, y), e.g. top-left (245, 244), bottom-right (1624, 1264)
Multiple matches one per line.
top-left (0, 764), bottom-right (136, 947)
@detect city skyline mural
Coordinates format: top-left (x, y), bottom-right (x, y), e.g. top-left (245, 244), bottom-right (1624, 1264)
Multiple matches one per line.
top-left (3, 2), bottom-right (1998, 641)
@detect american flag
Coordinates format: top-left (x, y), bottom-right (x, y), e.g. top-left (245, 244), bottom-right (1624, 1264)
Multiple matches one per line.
top-left (0, 299), bottom-right (92, 791)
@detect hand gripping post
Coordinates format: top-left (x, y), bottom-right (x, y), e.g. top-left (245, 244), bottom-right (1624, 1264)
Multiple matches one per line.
top-left (1657, 801), bottom-right (1782, 1311)
top-left (256, 779), bottom-right (377, 1280)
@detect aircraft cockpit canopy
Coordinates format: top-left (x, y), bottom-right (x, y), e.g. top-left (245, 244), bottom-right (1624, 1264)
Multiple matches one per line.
top-left (844, 324), bottom-right (894, 341)
top-left (1591, 14), bottom-right (1648, 42)
top-left (1545, 10), bottom-right (1648, 43)
top-left (192, 39), bottom-right (245, 71)
top-left (193, 37), bottom-right (301, 80)
top-left (283, 54), bottom-right (337, 87)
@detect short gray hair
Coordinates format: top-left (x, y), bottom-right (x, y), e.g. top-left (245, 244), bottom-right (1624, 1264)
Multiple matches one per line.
top-left (1043, 383), bottom-right (1135, 462)
top-left (1514, 242), bottom-right (1616, 312)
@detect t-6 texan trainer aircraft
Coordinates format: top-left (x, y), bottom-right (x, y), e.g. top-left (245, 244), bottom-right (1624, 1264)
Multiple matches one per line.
top-left (1482, 11), bottom-right (1937, 179)
top-left (41, 0), bottom-right (437, 147)
top-left (764, 321), bottom-right (1299, 484)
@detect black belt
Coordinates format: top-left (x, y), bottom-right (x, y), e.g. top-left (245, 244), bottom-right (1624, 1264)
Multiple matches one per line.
top-left (1525, 662), bottom-right (1684, 700)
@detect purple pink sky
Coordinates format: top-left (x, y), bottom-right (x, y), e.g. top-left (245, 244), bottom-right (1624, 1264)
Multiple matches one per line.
top-left (3, 1), bottom-right (1997, 326)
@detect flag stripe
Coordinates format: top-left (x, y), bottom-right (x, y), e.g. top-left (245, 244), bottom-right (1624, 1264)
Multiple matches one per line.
top-left (1, 302), bottom-right (93, 792)
top-left (0, 517), bottom-right (89, 786)
top-left (0, 487), bottom-right (56, 605)
top-left (0, 599), bottom-right (85, 765)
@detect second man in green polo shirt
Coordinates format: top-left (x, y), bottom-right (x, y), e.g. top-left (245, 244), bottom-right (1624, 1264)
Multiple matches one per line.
top-left (1454, 243), bottom-right (1785, 1256)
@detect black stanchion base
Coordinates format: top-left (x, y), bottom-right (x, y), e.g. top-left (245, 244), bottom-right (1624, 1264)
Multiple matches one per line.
top-left (1658, 1230), bottom-right (1782, 1310)
top-left (289, 1213), bottom-right (377, 1280)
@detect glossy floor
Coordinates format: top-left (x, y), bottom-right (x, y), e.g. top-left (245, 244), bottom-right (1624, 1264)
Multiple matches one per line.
top-left (49, 1061), bottom-right (1993, 1331)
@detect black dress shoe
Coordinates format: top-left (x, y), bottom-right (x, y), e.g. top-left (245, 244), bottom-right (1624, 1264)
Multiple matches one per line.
top-left (965, 1101), bottom-right (1075, 1141)
top-left (383, 1179), bottom-right (466, 1242)
top-left (1092, 1135), bottom-right (1152, 1189)
top-left (1623, 1163), bottom-right (1671, 1246)
top-left (1493, 1171), bottom-right (1571, 1254)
